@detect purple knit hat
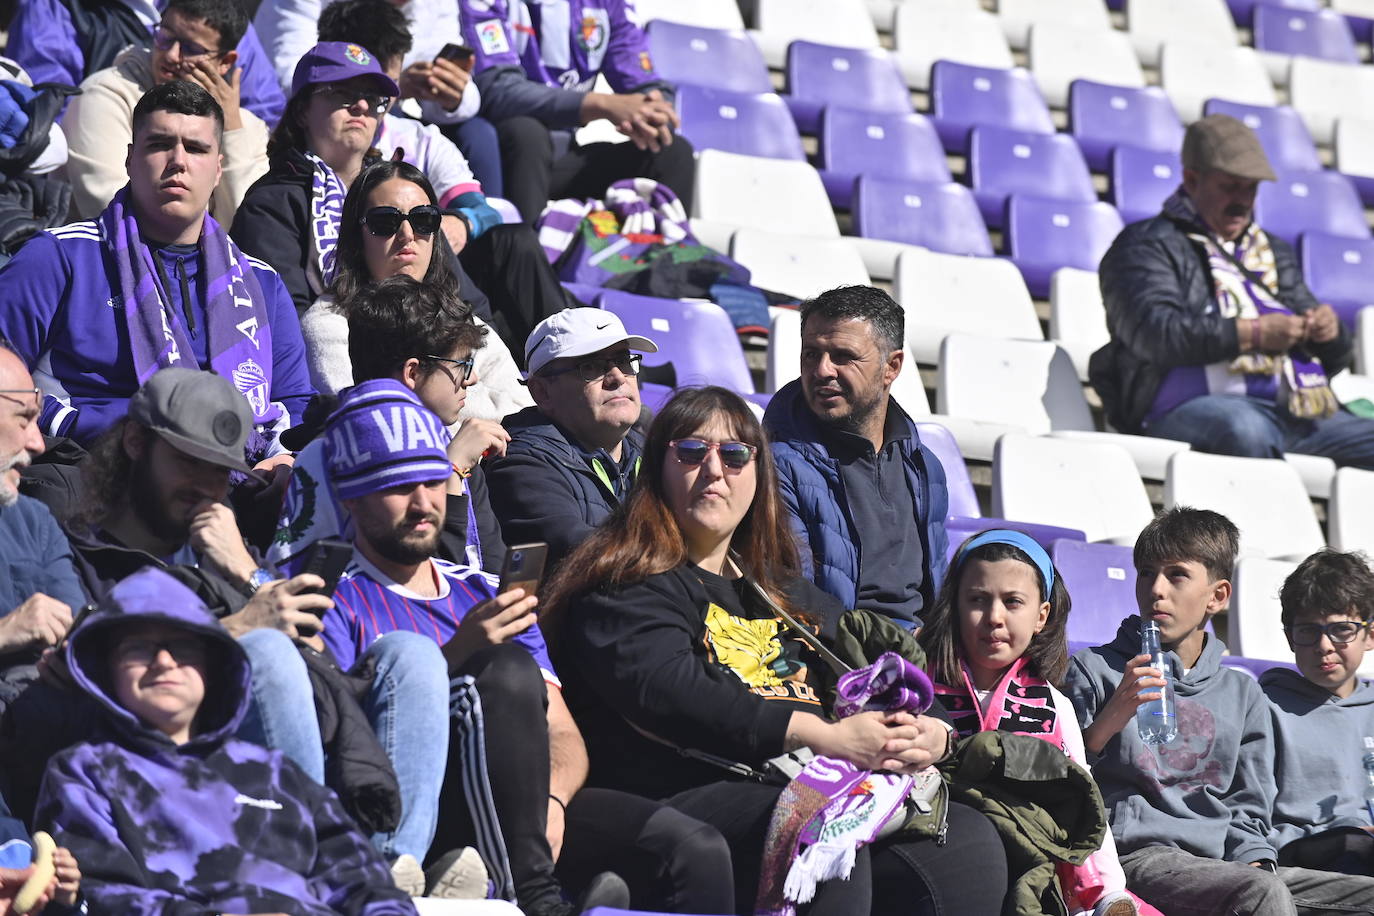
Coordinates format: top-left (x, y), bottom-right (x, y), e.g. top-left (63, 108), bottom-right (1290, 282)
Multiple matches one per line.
top-left (323, 379), bottom-right (451, 502)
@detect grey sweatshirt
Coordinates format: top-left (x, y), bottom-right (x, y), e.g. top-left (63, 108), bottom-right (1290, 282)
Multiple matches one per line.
top-left (1261, 666), bottom-right (1374, 849)
top-left (1063, 616), bottom-right (1278, 864)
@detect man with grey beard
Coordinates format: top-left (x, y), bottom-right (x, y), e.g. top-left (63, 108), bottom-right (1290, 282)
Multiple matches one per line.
top-left (0, 343), bottom-right (86, 660)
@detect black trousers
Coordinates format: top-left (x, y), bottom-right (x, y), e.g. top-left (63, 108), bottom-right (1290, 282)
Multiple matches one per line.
top-left (432, 645), bottom-right (735, 914)
top-left (495, 115), bottom-right (697, 226)
top-left (1278, 826), bottom-right (1374, 877)
top-left (663, 780), bottom-right (1010, 915)
top-left (456, 223), bottom-right (576, 361)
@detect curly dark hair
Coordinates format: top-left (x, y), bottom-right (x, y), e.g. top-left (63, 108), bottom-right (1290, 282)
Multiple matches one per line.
top-left (345, 274), bottom-right (486, 383)
top-left (71, 418), bottom-right (142, 531)
top-left (1280, 548), bottom-right (1374, 628)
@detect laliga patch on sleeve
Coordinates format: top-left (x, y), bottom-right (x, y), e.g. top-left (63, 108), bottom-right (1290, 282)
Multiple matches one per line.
top-left (476, 19), bottom-right (511, 55)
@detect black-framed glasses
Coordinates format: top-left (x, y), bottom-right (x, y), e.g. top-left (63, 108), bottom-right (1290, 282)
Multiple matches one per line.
top-left (361, 205), bottom-right (441, 237)
top-left (424, 354), bottom-right (475, 391)
top-left (1286, 621), bottom-right (1370, 646)
top-left (668, 438), bottom-right (758, 471)
top-left (543, 352), bottom-right (642, 383)
top-left (152, 25), bottom-right (221, 59)
top-left (115, 636), bottom-right (209, 667)
top-left (0, 388), bottom-right (40, 413)
top-left (315, 84), bottom-right (392, 114)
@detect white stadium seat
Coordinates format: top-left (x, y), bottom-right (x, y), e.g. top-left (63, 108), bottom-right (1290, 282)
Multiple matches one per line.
top-left (754, 0), bottom-right (879, 68)
top-left (1160, 42), bottom-right (1278, 124)
top-left (1027, 22), bottom-right (1146, 109)
top-left (1129, 0), bottom-right (1239, 68)
top-left (894, 248), bottom-right (1044, 365)
top-left (1230, 557), bottom-right (1301, 662)
top-left (730, 230), bottom-right (870, 301)
top-left (634, 0), bottom-right (745, 29)
top-left (692, 150), bottom-right (839, 242)
top-left (1329, 466), bottom-right (1374, 554)
top-left (1001, 0), bottom-right (1112, 51)
top-left (1164, 451), bottom-right (1324, 561)
top-left (1048, 267), bottom-right (1108, 382)
top-left (993, 433), bottom-right (1155, 544)
top-left (893, 2), bottom-right (1013, 90)
top-left (1288, 57), bottom-right (1374, 145)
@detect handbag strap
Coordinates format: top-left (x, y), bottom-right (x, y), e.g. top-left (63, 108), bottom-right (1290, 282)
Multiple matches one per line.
top-left (728, 552), bottom-right (852, 677)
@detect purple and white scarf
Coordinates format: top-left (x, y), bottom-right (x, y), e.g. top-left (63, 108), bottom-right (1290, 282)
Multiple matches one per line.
top-left (535, 176), bottom-right (692, 263)
top-left (305, 151), bottom-right (347, 292)
top-left (100, 186), bottom-right (283, 432)
top-left (1159, 188), bottom-right (1337, 420)
top-left (755, 654), bottom-right (935, 916)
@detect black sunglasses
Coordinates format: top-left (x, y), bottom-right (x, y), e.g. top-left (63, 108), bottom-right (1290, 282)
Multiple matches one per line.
top-left (361, 205), bottom-right (442, 237)
top-left (1286, 620), bottom-right (1370, 647)
top-left (668, 438), bottom-right (758, 470)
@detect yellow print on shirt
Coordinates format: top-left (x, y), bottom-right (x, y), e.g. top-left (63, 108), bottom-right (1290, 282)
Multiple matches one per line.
top-left (702, 603), bottom-right (817, 703)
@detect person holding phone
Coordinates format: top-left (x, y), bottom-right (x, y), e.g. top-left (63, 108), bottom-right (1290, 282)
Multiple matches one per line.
top-left (317, 381), bottom-right (733, 916)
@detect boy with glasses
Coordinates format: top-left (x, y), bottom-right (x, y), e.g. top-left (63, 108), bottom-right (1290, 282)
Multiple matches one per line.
top-left (486, 308), bottom-right (658, 570)
top-left (1264, 548), bottom-right (1374, 877)
top-left (62, 0), bottom-right (270, 221)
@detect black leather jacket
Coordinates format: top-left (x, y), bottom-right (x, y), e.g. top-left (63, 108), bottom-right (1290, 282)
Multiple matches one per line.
top-left (1089, 214), bottom-right (1353, 434)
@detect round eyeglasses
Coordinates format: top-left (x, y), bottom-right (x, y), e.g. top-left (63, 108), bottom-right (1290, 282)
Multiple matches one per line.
top-left (1285, 621), bottom-right (1370, 646)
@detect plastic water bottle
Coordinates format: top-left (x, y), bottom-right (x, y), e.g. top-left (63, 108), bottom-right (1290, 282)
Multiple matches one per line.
top-left (1362, 737), bottom-right (1374, 825)
top-left (1136, 618), bottom-right (1178, 746)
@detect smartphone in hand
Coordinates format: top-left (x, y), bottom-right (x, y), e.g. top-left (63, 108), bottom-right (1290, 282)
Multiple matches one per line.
top-left (499, 543), bottom-right (548, 598)
top-left (436, 42), bottom-right (476, 71)
top-left (298, 538), bottom-right (354, 604)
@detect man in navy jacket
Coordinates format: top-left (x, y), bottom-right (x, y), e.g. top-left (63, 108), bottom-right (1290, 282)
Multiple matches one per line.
top-left (763, 285), bottom-right (949, 632)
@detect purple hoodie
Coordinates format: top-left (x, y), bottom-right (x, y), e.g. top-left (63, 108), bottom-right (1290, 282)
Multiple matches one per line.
top-left (34, 568), bottom-right (416, 916)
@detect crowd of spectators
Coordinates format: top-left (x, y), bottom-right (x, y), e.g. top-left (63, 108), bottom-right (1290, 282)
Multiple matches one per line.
top-left (0, 1), bottom-right (1372, 915)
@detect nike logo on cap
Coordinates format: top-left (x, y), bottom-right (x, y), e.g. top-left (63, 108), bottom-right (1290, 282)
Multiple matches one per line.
top-left (595, 322), bottom-right (611, 329)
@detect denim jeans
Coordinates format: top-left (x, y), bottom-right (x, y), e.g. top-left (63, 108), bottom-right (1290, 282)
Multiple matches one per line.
top-left (1147, 395), bottom-right (1374, 468)
top-left (235, 628), bottom-right (450, 862)
top-left (1120, 845), bottom-right (1374, 915)
top-left (236, 628), bottom-right (325, 782)
top-left (362, 631), bottom-right (451, 863)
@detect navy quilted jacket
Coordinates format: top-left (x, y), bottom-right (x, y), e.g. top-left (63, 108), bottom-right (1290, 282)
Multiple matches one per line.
top-left (763, 380), bottom-right (949, 624)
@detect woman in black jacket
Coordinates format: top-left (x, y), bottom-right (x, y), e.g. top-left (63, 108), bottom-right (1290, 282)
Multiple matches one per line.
top-left (230, 41), bottom-right (572, 354)
top-left (545, 386), bottom-right (1009, 915)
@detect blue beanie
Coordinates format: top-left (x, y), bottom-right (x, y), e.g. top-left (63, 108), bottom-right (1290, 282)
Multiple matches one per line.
top-left (324, 380), bottom-right (451, 501)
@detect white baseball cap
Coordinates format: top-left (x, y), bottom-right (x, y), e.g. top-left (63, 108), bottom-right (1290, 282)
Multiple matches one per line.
top-left (524, 308), bottom-right (658, 376)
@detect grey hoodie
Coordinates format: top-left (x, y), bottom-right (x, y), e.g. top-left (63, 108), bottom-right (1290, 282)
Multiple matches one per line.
top-left (1063, 616), bottom-right (1277, 864)
top-left (1261, 666), bottom-right (1374, 849)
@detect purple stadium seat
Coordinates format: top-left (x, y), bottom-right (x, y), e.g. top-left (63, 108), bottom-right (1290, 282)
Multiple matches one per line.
top-left (1254, 5), bottom-right (1359, 65)
top-left (597, 291), bottom-right (755, 394)
top-left (646, 21), bottom-right (772, 94)
top-left (1110, 145), bottom-right (1182, 225)
top-left (968, 125), bottom-right (1096, 229)
top-left (915, 422), bottom-right (981, 519)
top-left (1300, 230), bottom-right (1374, 328)
top-left (930, 61), bottom-right (1054, 155)
top-left (1345, 13), bottom-right (1374, 44)
top-left (1069, 81), bottom-right (1184, 173)
top-left (1005, 196), bottom-right (1125, 299)
top-left (1050, 539), bottom-right (1137, 647)
top-left (674, 84), bottom-right (804, 161)
top-left (784, 41), bottom-right (911, 135)
top-left (945, 518), bottom-right (1087, 562)
top-left (1202, 99), bottom-right (1321, 173)
top-left (852, 176), bottom-right (993, 256)
top-left (818, 107), bottom-right (950, 209)
top-left (1255, 169), bottom-right (1370, 248)
top-left (1226, 0), bottom-right (1319, 27)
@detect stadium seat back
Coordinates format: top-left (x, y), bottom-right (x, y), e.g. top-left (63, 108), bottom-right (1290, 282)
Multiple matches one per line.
top-left (1299, 231), bottom-right (1374, 328)
top-left (598, 291), bottom-right (754, 394)
top-left (1230, 557), bottom-right (1302, 661)
top-left (785, 41), bottom-right (911, 135)
top-left (1069, 81), bottom-right (1182, 173)
top-left (893, 2), bottom-right (1013, 90)
top-left (1202, 99), bottom-right (1321, 173)
top-left (935, 334), bottom-right (1092, 433)
top-left (1005, 196), bottom-right (1124, 299)
top-left (1159, 41), bottom-right (1277, 123)
top-left (675, 85), bottom-right (805, 161)
top-left (895, 251), bottom-right (1043, 364)
top-left (693, 150), bottom-right (839, 238)
top-left (930, 61), bottom-right (1053, 154)
top-left (853, 177), bottom-right (993, 256)
top-left (818, 108), bottom-right (950, 209)
top-left (1255, 169), bottom-right (1369, 248)
top-left (968, 125), bottom-right (1095, 228)
top-left (1110, 145), bottom-right (1183, 225)
top-left (728, 230), bottom-right (871, 301)
top-left (1028, 22), bottom-right (1146, 109)
top-left (1254, 5), bottom-right (1360, 65)
top-left (647, 22), bottom-right (772, 94)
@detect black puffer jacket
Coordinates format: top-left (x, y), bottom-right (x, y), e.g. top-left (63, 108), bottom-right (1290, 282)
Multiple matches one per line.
top-left (1089, 214), bottom-right (1353, 434)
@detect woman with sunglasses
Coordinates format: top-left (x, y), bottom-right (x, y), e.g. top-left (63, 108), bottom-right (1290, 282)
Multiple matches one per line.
top-left (299, 159), bottom-right (532, 423)
top-left (543, 386), bottom-right (1009, 915)
top-left (232, 41), bottom-right (572, 354)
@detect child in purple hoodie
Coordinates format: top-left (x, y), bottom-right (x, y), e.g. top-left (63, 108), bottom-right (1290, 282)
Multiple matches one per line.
top-left (33, 567), bottom-right (416, 916)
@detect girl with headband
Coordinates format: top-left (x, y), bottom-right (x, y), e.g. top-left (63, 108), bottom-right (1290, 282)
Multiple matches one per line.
top-left (918, 530), bottom-right (1158, 916)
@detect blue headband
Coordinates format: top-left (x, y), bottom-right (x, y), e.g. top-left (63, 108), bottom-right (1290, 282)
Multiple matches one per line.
top-left (956, 530), bottom-right (1056, 593)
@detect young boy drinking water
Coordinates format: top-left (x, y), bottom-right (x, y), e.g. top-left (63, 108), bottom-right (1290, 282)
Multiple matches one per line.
top-left (1064, 507), bottom-right (1374, 915)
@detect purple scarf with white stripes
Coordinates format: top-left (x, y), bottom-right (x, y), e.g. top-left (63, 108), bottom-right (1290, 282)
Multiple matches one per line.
top-left (100, 186), bottom-right (282, 428)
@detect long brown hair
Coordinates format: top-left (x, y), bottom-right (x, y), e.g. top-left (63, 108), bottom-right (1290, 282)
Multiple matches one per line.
top-left (541, 386), bottom-right (800, 636)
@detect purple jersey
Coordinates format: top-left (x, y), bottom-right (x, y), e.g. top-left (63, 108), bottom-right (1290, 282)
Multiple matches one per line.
top-left (326, 552), bottom-right (560, 685)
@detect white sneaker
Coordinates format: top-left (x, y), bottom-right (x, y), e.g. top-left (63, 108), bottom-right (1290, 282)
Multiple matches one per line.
top-left (424, 846), bottom-right (489, 899)
top-left (1093, 891), bottom-right (1138, 916)
top-left (390, 854), bottom-right (426, 897)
